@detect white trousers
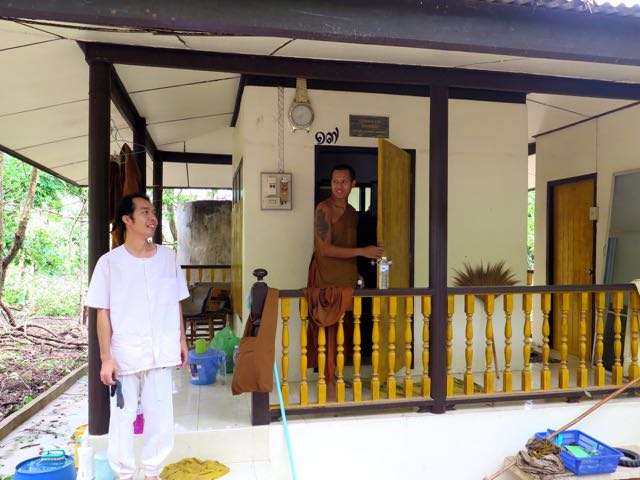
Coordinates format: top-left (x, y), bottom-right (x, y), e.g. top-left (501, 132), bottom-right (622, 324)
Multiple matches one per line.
top-left (108, 368), bottom-right (174, 478)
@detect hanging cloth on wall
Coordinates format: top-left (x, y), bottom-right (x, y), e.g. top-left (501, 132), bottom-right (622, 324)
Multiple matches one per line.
top-left (110, 143), bottom-right (145, 248)
top-left (121, 143), bottom-right (142, 197)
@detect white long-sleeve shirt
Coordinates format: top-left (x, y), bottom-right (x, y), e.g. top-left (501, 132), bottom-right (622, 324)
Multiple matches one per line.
top-left (85, 244), bottom-right (190, 375)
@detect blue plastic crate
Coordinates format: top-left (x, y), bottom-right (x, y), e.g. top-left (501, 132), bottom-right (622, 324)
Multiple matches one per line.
top-left (535, 429), bottom-right (622, 476)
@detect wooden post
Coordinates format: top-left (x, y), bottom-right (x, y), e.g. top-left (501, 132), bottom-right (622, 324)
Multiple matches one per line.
top-left (300, 297), bottom-right (309, 405)
top-left (503, 293), bottom-right (513, 393)
top-left (152, 156), bottom-right (163, 245)
top-left (429, 84), bottom-right (448, 414)
top-left (464, 294), bottom-right (475, 395)
top-left (280, 298), bottom-right (290, 405)
top-left (87, 60), bottom-right (111, 436)
top-left (133, 116), bottom-right (146, 191)
top-left (353, 297), bottom-right (363, 402)
top-left (250, 269), bottom-right (270, 426)
top-left (403, 296), bottom-right (414, 398)
top-left (594, 292), bottom-right (606, 386)
top-left (484, 294), bottom-right (495, 394)
top-left (521, 293), bottom-right (533, 391)
top-left (421, 296), bottom-right (431, 397)
top-left (540, 293), bottom-right (552, 390)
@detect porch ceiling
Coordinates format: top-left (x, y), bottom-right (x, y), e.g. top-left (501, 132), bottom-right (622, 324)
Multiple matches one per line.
top-left (1, 17), bottom-right (639, 188)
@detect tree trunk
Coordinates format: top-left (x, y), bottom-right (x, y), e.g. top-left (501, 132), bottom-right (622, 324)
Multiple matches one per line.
top-left (0, 163), bottom-right (39, 327)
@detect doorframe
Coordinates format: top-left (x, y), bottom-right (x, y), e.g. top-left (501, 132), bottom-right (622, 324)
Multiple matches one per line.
top-left (314, 145), bottom-right (416, 286)
top-left (546, 172), bottom-right (597, 287)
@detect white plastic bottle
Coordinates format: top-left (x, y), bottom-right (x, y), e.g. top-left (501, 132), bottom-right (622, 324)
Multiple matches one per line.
top-left (379, 256), bottom-right (391, 289)
top-left (77, 435), bottom-right (95, 479)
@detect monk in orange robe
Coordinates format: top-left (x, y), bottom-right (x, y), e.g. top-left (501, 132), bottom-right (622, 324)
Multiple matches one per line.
top-left (307, 164), bottom-right (383, 384)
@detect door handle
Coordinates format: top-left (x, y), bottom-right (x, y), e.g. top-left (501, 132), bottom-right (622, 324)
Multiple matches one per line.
top-left (586, 268), bottom-right (594, 276)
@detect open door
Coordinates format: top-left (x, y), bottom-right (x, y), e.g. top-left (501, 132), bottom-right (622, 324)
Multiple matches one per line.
top-left (376, 139), bottom-right (412, 391)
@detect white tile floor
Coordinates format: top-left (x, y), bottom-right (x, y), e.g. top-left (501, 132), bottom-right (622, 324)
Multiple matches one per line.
top-left (0, 368), bottom-right (269, 479)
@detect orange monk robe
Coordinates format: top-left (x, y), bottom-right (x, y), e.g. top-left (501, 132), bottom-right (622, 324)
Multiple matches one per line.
top-left (306, 204), bottom-right (358, 381)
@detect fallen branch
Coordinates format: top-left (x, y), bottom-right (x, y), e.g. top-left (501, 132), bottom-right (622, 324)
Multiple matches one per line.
top-left (0, 300), bottom-right (16, 327)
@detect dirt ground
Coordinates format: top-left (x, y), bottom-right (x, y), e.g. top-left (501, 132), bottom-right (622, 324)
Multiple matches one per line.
top-left (0, 316), bottom-right (87, 422)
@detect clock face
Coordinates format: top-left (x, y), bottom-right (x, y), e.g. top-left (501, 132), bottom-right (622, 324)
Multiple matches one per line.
top-left (289, 102), bottom-right (314, 128)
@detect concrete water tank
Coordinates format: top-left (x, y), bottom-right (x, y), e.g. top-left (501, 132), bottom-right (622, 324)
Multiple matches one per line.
top-left (176, 200), bottom-right (231, 266)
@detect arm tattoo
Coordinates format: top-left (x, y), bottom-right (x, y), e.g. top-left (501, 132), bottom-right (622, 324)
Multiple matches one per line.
top-left (315, 208), bottom-right (329, 241)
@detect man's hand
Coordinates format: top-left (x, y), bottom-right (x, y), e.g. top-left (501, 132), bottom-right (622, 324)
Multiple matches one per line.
top-left (100, 358), bottom-right (118, 386)
top-left (179, 338), bottom-right (189, 368)
top-left (362, 245), bottom-right (384, 259)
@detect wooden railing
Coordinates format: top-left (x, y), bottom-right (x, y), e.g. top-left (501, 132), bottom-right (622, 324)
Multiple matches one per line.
top-left (251, 283), bottom-right (640, 423)
top-left (180, 264), bottom-right (231, 285)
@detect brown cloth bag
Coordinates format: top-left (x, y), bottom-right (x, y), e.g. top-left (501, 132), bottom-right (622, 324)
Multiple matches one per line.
top-left (304, 286), bottom-right (354, 381)
top-left (232, 288), bottom-right (279, 395)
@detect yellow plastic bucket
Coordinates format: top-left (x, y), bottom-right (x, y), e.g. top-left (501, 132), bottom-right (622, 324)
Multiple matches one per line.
top-left (72, 424), bottom-right (88, 468)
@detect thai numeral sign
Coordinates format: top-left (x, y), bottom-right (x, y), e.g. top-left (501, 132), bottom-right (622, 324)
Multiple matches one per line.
top-left (315, 127), bottom-right (340, 145)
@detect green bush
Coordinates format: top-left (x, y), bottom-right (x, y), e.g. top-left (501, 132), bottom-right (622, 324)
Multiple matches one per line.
top-left (5, 269), bottom-right (82, 317)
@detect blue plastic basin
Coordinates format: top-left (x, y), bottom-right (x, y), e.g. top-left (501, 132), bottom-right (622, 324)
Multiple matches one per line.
top-left (14, 451), bottom-right (76, 480)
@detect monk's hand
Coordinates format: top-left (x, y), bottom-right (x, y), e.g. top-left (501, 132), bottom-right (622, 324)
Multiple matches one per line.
top-left (362, 245), bottom-right (384, 259)
top-left (100, 357), bottom-right (118, 386)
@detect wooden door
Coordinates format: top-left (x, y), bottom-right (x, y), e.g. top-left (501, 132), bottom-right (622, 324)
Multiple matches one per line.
top-left (550, 177), bottom-right (595, 357)
top-left (376, 139), bottom-right (412, 385)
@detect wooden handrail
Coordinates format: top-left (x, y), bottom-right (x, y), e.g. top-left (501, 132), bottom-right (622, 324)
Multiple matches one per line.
top-left (279, 284), bottom-right (635, 298)
top-left (180, 264), bottom-right (231, 269)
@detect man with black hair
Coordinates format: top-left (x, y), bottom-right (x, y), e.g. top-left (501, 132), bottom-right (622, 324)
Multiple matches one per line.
top-left (307, 165), bottom-right (383, 385)
top-left (86, 193), bottom-right (189, 480)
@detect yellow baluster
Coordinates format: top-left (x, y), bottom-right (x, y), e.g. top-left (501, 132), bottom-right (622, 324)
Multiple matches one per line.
top-left (447, 294), bottom-right (455, 396)
top-left (353, 297), bottom-right (362, 402)
top-left (300, 297), bottom-right (309, 405)
top-left (387, 296), bottom-right (398, 399)
top-left (336, 313), bottom-right (345, 403)
top-left (464, 294), bottom-right (475, 395)
top-left (281, 298), bottom-right (290, 405)
top-left (223, 268), bottom-right (229, 282)
top-left (404, 296), bottom-right (414, 398)
top-left (210, 268), bottom-right (215, 283)
top-left (594, 292), bottom-right (606, 386)
top-left (186, 268), bottom-right (192, 285)
top-left (198, 268), bottom-right (203, 283)
top-left (503, 294), bottom-right (513, 393)
top-left (629, 291), bottom-right (640, 381)
top-left (371, 296), bottom-right (381, 400)
top-left (577, 293), bottom-right (589, 388)
top-left (558, 293), bottom-right (569, 389)
top-left (540, 293), bottom-right (551, 390)
top-left (612, 291), bottom-right (624, 385)
top-left (422, 296), bottom-right (431, 397)
top-left (484, 294), bottom-right (495, 394)
top-left (522, 293), bottom-right (533, 391)
top-left (318, 325), bottom-right (327, 405)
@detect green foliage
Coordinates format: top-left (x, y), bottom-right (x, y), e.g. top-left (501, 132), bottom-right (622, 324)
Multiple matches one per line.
top-left (5, 270), bottom-right (82, 317)
top-left (528, 190), bottom-right (535, 270)
top-left (3, 154), bottom-right (87, 276)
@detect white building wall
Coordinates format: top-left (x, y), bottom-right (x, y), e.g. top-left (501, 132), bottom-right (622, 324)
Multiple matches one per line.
top-left (535, 104), bottom-right (640, 355)
top-left (235, 87), bottom-right (528, 378)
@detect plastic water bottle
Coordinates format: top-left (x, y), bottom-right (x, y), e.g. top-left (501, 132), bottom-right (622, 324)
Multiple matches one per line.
top-left (233, 345), bottom-right (239, 370)
top-left (379, 256), bottom-right (391, 289)
top-left (77, 436), bottom-right (94, 480)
